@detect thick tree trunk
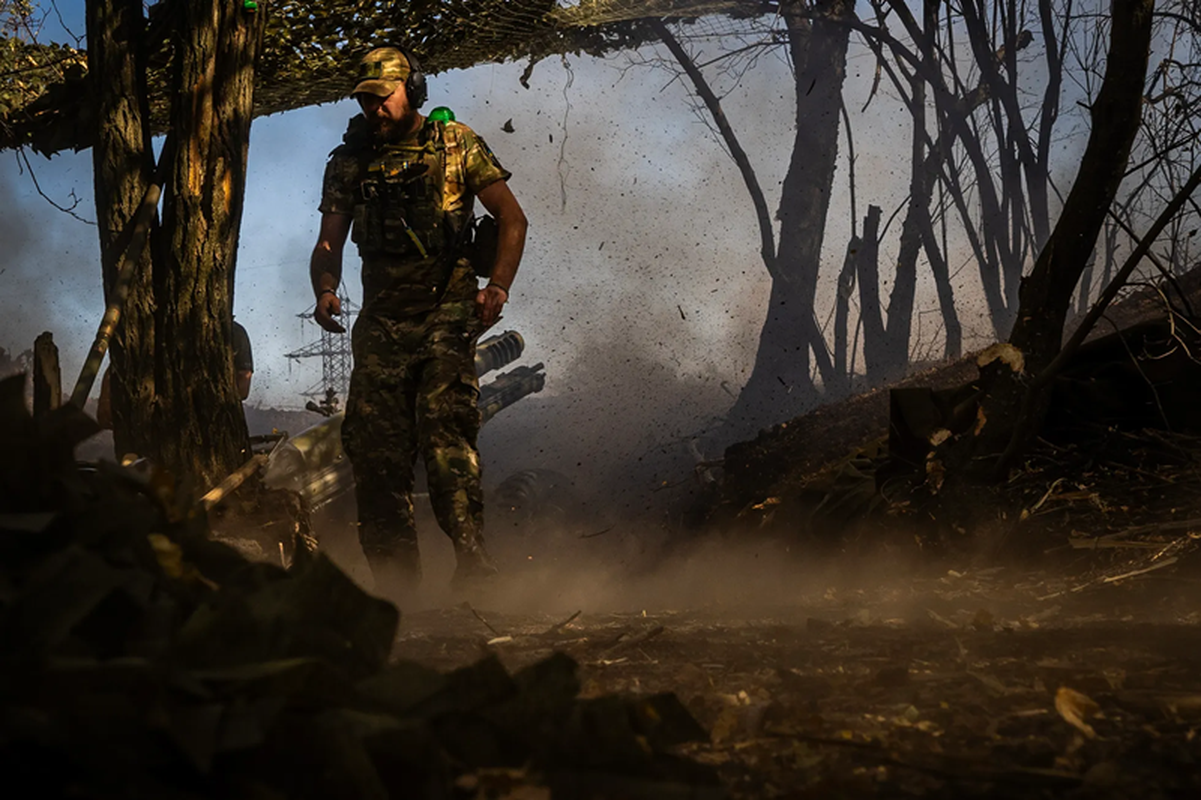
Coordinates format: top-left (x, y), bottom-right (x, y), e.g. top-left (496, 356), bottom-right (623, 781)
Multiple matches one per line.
top-left (943, 0), bottom-right (1154, 482)
top-left (151, 0), bottom-right (264, 491)
top-left (86, 0), bottom-right (157, 460)
top-left (723, 0), bottom-right (853, 437)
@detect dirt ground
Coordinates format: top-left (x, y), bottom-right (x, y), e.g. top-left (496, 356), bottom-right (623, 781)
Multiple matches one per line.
top-left (208, 268), bottom-right (1201, 798)
top-left (246, 414), bottom-right (1201, 799)
top-left (377, 539), bottom-right (1201, 799)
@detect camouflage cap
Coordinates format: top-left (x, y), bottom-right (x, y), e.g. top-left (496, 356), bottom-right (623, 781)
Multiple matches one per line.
top-left (353, 47), bottom-right (411, 97)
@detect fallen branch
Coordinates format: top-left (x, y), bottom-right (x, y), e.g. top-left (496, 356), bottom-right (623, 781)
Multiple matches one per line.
top-left (1101, 556), bottom-right (1179, 584)
top-left (1040, 555), bottom-right (1182, 599)
top-left (1026, 477), bottom-right (1067, 516)
top-left (1099, 517), bottom-right (1201, 539)
top-left (199, 453), bottom-right (268, 511)
top-left (542, 610), bottom-right (582, 636)
top-left (1068, 539), bottom-right (1168, 550)
top-left (467, 603), bottom-right (502, 638)
top-left (69, 143), bottom-right (174, 409)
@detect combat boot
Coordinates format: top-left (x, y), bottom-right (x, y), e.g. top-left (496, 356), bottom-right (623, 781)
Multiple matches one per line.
top-left (450, 531), bottom-right (498, 593)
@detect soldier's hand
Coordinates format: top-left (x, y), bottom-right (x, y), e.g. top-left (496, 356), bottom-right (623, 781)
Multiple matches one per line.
top-left (475, 283), bottom-right (508, 328)
top-left (315, 291), bottom-right (346, 333)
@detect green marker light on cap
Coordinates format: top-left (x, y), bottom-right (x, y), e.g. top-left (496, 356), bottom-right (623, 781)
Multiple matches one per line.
top-left (428, 106), bottom-right (456, 123)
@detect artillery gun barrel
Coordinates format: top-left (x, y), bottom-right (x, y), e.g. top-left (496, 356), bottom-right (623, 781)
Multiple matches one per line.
top-left (475, 330), bottom-right (524, 377)
top-left (479, 362), bottom-right (546, 425)
top-left (260, 413), bottom-right (352, 509)
top-left (263, 359), bottom-right (546, 509)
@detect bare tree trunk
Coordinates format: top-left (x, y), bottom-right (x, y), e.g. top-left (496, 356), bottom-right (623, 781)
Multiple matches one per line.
top-left (917, 197), bottom-right (960, 358)
top-left (1099, 215), bottom-right (1119, 290)
top-left (152, 0), bottom-right (264, 491)
top-left (86, 0), bottom-right (157, 460)
top-left (855, 205), bottom-right (886, 379)
top-left (1076, 253), bottom-right (1096, 317)
top-left (882, 0), bottom-right (1013, 339)
top-left (724, 0), bottom-right (853, 436)
top-left (833, 233), bottom-right (860, 392)
top-left (944, 0), bottom-right (1154, 483)
top-left (885, 0), bottom-right (962, 369)
top-left (1032, 0), bottom-right (1066, 251)
top-left (880, 32), bottom-right (928, 378)
top-left (1007, 0), bottom-right (1151, 374)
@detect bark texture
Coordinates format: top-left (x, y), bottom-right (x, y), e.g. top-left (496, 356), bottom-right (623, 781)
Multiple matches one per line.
top-left (153, 0), bottom-right (264, 491)
top-left (88, 0), bottom-right (264, 492)
top-left (86, 0), bottom-right (157, 460)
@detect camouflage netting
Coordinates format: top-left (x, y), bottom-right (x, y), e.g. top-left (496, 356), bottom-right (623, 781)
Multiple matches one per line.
top-left (0, 0), bottom-right (770, 155)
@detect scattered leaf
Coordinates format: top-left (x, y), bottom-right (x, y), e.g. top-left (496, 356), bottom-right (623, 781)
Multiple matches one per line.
top-left (976, 342), bottom-right (1026, 373)
top-left (1055, 686), bottom-right (1100, 738)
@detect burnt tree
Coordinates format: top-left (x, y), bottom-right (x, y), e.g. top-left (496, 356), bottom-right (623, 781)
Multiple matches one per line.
top-left (88, 0), bottom-right (264, 491)
top-left (723, 0), bottom-right (853, 438)
top-left (941, 0), bottom-right (1155, 483)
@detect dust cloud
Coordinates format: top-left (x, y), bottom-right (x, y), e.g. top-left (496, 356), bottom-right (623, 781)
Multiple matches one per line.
top-left (312, 492), bottom-right (949, 623)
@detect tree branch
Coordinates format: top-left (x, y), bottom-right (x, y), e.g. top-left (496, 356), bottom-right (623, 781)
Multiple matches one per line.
top-left (651, 17), bottom-right (779, 281)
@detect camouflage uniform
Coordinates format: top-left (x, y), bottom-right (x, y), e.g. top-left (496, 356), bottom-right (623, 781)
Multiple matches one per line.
top-left (320, 110), bottom-right (511, 585)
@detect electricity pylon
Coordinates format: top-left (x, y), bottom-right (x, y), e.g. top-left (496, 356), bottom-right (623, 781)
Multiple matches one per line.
top-left (285, 291), bottom-right (359, 412)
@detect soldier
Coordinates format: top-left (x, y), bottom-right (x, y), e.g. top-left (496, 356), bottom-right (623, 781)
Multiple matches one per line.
top-left (309, 46), bottom-right (528, 599)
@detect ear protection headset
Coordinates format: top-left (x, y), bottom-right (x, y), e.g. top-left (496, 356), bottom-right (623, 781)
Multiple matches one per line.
top-left (393, 45), bottom-right (427, 109)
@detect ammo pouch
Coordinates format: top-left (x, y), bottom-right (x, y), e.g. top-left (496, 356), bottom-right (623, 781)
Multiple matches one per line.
top-left (353, 175), bottom-right (445, 259)
top-left (461, 215), bottom-right (499, 278)
top-left (352, 138), bottom-right (447, 258)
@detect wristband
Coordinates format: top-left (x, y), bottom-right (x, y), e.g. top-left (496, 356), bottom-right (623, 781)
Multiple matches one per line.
top-left (487, 282), bottom-right (510, 297)
top-left (318, 287), bottom-right (338, 299)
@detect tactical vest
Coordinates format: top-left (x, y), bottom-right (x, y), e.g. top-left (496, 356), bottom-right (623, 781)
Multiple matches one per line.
top-left (351, 120), bottom-right (456, 260)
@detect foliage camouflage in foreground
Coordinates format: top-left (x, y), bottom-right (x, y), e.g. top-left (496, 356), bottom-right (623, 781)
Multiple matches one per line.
top-left (0, 374), bottom-right (719, 799)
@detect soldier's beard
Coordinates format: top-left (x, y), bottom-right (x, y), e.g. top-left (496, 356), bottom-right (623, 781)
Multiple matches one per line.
top-left (370, 112), bottom-right (420, 142)
top-left (370, 117), bottom-right (397, 139)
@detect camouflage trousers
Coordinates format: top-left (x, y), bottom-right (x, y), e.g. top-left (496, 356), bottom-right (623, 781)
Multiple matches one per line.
top-left (342, 300), bottom-right (493, 584)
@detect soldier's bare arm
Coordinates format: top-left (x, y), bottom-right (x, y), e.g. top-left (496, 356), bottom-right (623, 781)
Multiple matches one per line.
top-left (475, 180), bottom-right (527, 327)
top-left (235, 370), bottom-right (253, 400)
top-left (311, 212), bottom-right (352, 333)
